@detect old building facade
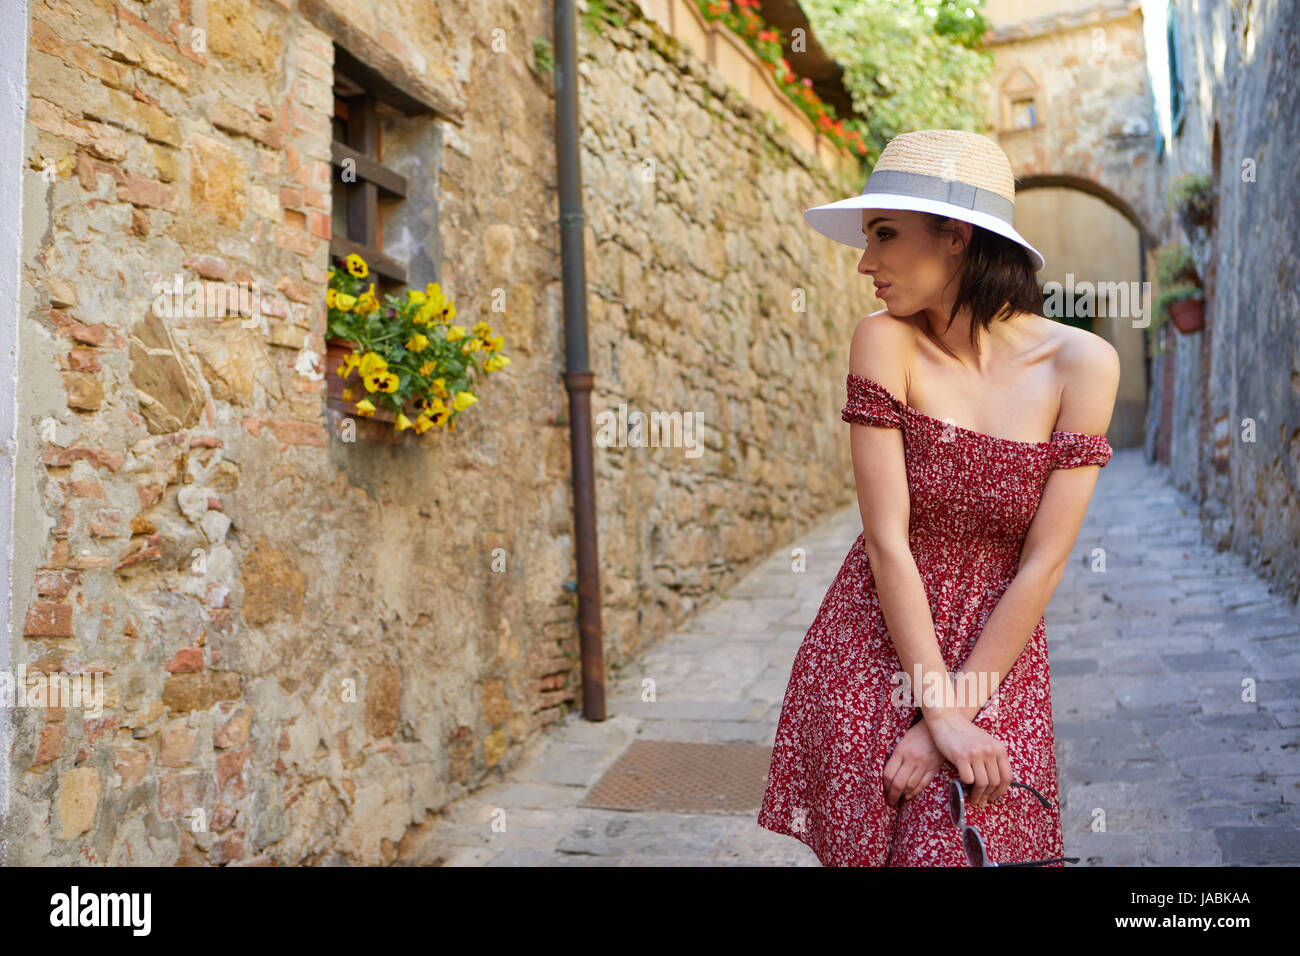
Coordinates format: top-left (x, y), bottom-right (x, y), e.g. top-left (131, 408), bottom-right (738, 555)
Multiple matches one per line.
top-left (1140, 0), bottom-right (1300, 599)
top-left (1, 0), bottom-right (868, 864)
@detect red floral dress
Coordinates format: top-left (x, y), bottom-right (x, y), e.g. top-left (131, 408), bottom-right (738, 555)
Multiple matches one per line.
top-left (757, 371), bottom-right (1113, 866)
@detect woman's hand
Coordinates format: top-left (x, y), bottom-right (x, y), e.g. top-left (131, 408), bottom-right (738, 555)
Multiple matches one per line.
top-left (924, 711), bottom-right (1013, 808)
top-left (882, 718), bottom-right (948, 808)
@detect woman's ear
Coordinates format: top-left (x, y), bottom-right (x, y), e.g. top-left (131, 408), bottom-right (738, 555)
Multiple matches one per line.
top-left (950, 220), bottom-right (972, 256)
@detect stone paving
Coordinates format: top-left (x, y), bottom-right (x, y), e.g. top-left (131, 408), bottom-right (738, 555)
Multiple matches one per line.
top-left (426, 447), bottom-right (1300, 866)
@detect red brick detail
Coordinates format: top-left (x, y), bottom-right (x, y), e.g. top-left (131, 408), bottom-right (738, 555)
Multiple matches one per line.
top-left (165, 647), bottom-right (204, 673)
top-left (43, 446), bottom-right (125, 471)
top-left (24, 602), bottom-right (73, 638)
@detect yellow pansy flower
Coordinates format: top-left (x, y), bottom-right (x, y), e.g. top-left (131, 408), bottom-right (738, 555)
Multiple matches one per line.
top-left (326, 288), bottom-right (338, 308)
top-left (483, 334), bottom-right (505, 352)
top-left (451, 391), bottom-right (477, 412)
top-left (418, 361), bottom-right (436, 377)
top-left (408, 290), bottom-right (427, 305)
top-left (412, 414), bottom-right (433, 434)
top-left (345, 254), bottom-right (369, 278)
top-left (460, 337), bottom-right (482, 354)
top-left (355, 398), bottom-right (375, 416)
top-left (336, 352), bottom-right (359, 378)
top-left (358, 352), bottom-right (387, 377)
top-left (472, 321), bottom-right (493, 338)
top-left (364, 371), bottom-right (399, 393)
top-left (430, 377), bottom-right (448, 399)
top-left (335, 293), bottom-right (356, 311)
top-left (423, 284), bottom-right (456, 324)
top-left (445, 325), bottom-right (466, 342)
top-left (484, 353), bottom-right (511, 373)
top-left (394, 413), bottom-right (413, 431)
top-left (357, 283), bottom-right (378, 316)
top-left (406, 333), bottom-right (429, 353)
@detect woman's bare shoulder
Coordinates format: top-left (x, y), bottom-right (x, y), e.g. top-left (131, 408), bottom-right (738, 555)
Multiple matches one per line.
top-left (1051, 321), bottom-right (1120, 377)
top-left (848, 310), bottom-right (915, 394)
top-left (851, 309), bottom-right (917, 353)
top-left (1050, 323), bottom-right (1120, 432)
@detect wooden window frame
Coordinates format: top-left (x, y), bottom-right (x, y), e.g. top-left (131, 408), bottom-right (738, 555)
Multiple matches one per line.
top-left (331, 53), bottom-right (409, 287)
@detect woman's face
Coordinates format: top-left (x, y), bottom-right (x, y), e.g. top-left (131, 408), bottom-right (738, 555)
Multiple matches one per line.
top-left (856, 209), bottom-right (969, 315)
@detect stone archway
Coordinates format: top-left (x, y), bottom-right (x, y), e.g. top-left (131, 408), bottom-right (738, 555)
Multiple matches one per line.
top-left (1017, 172), bottom-right (1159, 252)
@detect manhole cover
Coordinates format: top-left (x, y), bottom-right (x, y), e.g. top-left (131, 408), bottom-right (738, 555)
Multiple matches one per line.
top-left (580, 740), bottom-right (774, 813)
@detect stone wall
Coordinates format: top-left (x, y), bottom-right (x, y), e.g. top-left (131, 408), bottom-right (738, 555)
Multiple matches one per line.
top-left (1154, 0), bottom-right (1300, 601)
top-left (2, 0), bottom-right (872, 864)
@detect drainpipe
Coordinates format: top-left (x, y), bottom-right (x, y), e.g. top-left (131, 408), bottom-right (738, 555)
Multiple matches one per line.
top-left (553, 0), bottom-right (605, 721)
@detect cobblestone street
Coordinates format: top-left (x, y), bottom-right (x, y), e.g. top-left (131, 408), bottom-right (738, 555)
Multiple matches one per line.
top-left (428, 447), bottom-right (1300, 866)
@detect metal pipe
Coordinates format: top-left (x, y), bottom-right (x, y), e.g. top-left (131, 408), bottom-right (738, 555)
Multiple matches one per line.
top-left (553, 0), bottom-right (605, 721)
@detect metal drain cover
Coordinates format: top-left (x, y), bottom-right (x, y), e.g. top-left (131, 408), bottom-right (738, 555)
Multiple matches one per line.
top-left (580, 740), bottom-right (774, 813)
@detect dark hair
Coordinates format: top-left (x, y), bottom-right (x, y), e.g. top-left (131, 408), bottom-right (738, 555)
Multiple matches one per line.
top-left (921, 213), bottom-right (1041, 354)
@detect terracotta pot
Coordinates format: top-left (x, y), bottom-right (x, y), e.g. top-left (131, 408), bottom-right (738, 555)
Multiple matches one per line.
top-left (1168, 297), bottom-right (1205, 334)
top-left (324, 338), bottom-right (413, 444)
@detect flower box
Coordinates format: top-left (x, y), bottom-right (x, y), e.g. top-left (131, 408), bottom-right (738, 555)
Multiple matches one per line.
top-left (324, 253), bottom-right (511, 445)
top-left (324, 337), bottom-right (411, 445)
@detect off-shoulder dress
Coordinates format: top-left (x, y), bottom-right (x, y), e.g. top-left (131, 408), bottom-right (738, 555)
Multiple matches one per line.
top-left (756, 372), bottom-right (1113, 866)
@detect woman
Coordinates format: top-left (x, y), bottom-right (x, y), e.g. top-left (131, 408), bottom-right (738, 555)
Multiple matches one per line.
top-left (757, 129), bottom-right (1120, 866)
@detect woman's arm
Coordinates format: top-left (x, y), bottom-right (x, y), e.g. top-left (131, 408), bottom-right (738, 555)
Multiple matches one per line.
top-left (945, 335), bottom-right (1121, 722)
top-left (845, 315), bottom-right (957, 721)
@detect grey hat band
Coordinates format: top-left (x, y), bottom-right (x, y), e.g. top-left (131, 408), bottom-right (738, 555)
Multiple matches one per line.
top-left (862, 169), bottom-right (1015, 226)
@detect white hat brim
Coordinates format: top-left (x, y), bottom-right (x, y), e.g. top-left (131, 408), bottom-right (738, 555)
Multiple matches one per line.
top-left (805, 192), bottom-right (1045, 272)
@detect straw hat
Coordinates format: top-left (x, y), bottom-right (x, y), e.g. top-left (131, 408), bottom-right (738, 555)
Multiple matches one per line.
top-left (804, 129), bottom-right (1045, 272)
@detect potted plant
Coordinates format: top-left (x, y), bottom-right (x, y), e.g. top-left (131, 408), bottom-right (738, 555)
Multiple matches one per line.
top-left (1154, 282), bottom-right (1204, 334)
top-left (1151, 240), bottom-right (1204, 334)
top-left (324, 253), bottom-right (511, 443)
top-left (1165, 172), bottom-right (1213, 238)
top-left (1154, 240), bottom-right (1199, 287)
